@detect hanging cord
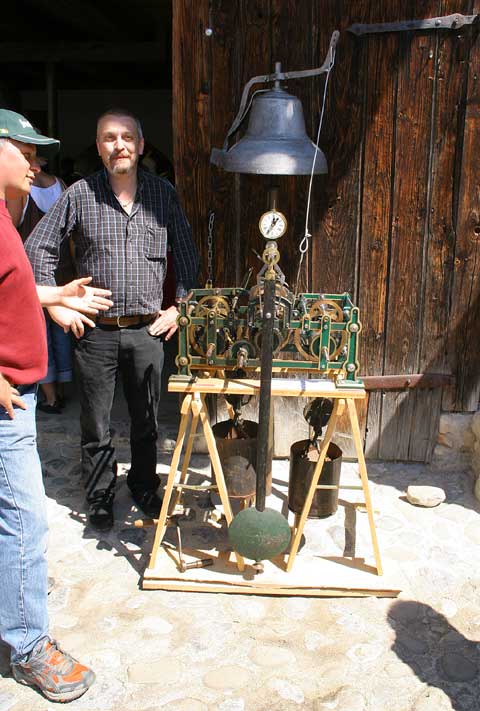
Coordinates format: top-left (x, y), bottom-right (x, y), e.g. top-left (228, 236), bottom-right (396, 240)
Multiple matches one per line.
top-left (294, 45), bottom-right (336, 296)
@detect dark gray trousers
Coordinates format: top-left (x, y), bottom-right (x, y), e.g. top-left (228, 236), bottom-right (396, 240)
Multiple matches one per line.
top-left (73, 323), bottom-right (164, 499)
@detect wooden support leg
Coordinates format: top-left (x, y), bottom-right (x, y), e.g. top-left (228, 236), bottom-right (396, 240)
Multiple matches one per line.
top-left (148, 394), bottom-right (193, 570)
top-left (197, 395), bottom-right (245, 572)
top-left (346, 398), bottom-right (383, 575)
top-left (286, 399), bottom-right (344, 572)
top-left (171, 408), bottom-right (200, 511)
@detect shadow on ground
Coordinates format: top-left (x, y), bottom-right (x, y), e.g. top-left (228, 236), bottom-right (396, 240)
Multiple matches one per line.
top-left (389, 600), bottom-right (480, 711)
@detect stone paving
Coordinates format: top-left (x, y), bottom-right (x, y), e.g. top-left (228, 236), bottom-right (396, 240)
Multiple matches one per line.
top-left (0, 390), bottom-right (479, 711)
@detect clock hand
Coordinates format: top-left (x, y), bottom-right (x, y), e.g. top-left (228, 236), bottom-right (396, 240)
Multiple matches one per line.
top-left (266, 217), bottom-right (279, 234)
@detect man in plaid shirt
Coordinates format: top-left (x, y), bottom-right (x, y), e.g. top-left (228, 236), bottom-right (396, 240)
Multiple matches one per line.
top-left (26, 108), bottom-right (199, 530)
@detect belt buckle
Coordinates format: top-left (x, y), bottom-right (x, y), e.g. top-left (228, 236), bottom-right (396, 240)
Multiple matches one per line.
top-left (116, 315), bottom-right (130, 328)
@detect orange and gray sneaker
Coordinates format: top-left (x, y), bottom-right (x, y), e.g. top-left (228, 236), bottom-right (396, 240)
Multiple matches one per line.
top-left (11, 637), bottom-right (95, 703)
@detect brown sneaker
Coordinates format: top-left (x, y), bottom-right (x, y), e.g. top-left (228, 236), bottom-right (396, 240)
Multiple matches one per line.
top-left (11, 637), bottom-right (95, 703)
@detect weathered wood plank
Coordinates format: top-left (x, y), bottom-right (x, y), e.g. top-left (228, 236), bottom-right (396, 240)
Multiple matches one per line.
top-left (310, 0), bottom-right (370, 296)
top-left (409, 0), bottom-right (472, 460)
top-left (172, 0), bottom-right (211, 275)
top-left (379, 1), bottom-right (440, 460)
top-left (443, 0), bottom-right (480, 412)
top-left (357, 3), bottom-right (405, 459)
top-left (209, 1), bottom-right (241, 287)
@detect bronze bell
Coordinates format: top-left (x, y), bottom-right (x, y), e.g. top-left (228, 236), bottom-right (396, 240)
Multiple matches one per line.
top-left (210, 55), bottom-right (335, 176)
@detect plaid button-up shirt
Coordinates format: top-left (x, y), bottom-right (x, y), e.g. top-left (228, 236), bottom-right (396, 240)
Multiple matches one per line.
top-left (25, 168), bottom-right (199, 318)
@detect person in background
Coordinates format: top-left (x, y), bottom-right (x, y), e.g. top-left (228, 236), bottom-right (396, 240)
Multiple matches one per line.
top-left (0, 108), bottom-right (113, 702)
top-left (7, 157), bottom-right (73, 414)
top-left (59, 156), bottom-right (80, 186)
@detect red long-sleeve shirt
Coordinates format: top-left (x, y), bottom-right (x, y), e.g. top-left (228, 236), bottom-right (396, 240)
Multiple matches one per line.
top-left (0, 200), bottom-right (47, 385)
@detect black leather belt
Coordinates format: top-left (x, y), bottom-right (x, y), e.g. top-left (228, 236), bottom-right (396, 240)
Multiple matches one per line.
top-left (96, 313), bottom-right (157, 328)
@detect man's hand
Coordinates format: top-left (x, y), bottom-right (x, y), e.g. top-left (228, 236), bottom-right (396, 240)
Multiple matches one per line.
top-left (47, 305), bottom-right (95, 339)
top-left (0, 373), bottom-right (26, 419)
top-left (37, 277), bottom-right (113, 315)
top-left (147, 306), bottom-right (179, 341)
top-left (59, 277), bottom-right (113, 315)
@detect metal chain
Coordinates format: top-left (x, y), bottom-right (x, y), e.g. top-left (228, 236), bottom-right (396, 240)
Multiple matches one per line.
top-left (205, 210), bottom-right (215, 288)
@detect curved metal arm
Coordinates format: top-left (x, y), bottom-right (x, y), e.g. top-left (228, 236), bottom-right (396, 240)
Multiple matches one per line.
top-left (222, 30), bottom-right (340, 150)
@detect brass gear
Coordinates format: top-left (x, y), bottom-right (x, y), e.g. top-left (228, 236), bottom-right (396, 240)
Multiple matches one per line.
top-left (249, 283), bottom-right (289, 301)
top-left (253, 328), bottom-right (290, 358)
top-left (189, 295), bottom-right (230, 357)
top-left (195, 295), bottom-right (230, 317)
top-left (307, 299), bottom-right (343, 322)
top-left (293, 328), bottom-right (312, 361)
top-left (310, 331), bottom-right (347, 362)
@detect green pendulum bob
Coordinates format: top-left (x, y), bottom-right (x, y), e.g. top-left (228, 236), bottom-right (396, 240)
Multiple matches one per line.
top-left (228, 275), bottom-right (292, 566)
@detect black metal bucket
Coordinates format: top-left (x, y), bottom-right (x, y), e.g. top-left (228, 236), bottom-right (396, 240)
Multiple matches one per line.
top-left (288, 440), bottom-right (342, 518)
top-left (212, 420), bottom-right (272, 499)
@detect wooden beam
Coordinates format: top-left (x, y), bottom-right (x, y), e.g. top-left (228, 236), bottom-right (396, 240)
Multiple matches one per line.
top-left (362, 373), bottom-right (453, 391)
top-left (24, 0), bottom-right (121, 39)
top-left (0, 42), bottom-right (164, 63)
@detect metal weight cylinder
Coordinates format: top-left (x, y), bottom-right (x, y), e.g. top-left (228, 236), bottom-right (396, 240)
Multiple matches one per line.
top-left (288, 440), bottom-right (342, 518)
top-left (212, 420), bottom-right (272, 499)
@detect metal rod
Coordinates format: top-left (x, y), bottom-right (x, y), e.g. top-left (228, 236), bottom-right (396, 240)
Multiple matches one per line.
top-left (268, 186), bottom-right (279, 211)
top-left (255, 276), bottom-right (275, 511)
top-left (348, 13), bottom-right (478, 36)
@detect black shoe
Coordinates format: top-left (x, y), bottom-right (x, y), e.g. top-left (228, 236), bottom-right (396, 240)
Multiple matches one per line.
top-left (130, 488), bottom-right (163, 518)
top-left (37, 401), bottom-right (62, 415)
top-left (88, 488), bottom-right (115, 530)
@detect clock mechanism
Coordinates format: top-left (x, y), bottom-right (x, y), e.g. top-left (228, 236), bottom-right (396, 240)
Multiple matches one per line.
top-left (176, 202), bottom-right (362, 386)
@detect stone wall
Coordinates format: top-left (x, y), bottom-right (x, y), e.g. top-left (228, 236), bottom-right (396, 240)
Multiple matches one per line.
top-left (471, 412), bottom-right (480, 502)
top-left (433, 410), bottom-right (480, 503)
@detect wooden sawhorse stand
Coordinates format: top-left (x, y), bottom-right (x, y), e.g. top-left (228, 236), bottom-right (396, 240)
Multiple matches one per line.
top-left (146, 377), bottom-right (382, 579)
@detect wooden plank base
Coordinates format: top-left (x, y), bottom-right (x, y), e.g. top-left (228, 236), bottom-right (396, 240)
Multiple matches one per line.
top-left (142, 545), bottom-right (401, 597)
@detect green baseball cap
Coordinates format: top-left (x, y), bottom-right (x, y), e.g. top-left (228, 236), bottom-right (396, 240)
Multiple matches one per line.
top-left (0, 109), bottom-right (60, 158)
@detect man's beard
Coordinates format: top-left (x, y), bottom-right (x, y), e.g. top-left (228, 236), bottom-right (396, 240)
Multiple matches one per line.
top-left (111, 164), bottom-right (130, 174)
top-left (109, 155), bottom-right (137, 174)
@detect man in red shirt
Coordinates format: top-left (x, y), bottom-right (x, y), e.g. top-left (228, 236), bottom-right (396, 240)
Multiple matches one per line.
top-left (0, 109), bottom-right (113, 703)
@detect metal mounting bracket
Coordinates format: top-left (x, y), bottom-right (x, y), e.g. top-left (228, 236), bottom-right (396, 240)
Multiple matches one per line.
top-left (347, 13), bottom-right (478, 36)
top-left (222, 30), bottom-right (339, 149)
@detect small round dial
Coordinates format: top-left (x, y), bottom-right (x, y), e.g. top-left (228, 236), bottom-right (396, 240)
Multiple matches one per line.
top-left (259, 210), bottom-right (287, 240)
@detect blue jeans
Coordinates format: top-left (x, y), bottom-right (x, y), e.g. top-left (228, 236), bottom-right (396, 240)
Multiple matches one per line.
top-left (0, 385), bottom-right (49, 663)
top-left (40, 313), bottom-right (73, 385)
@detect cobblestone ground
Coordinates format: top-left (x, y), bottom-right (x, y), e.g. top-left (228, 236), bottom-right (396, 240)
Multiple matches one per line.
top-left (0, 393), bottom-right (479, 711)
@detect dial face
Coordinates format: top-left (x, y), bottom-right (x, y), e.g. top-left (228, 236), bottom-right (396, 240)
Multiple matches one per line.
top-left (259, 210), bottom-right (287, 240)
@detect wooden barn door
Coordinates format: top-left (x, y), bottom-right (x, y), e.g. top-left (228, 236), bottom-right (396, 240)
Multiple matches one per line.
top-left (172, 0), bottom-right (480, 462)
